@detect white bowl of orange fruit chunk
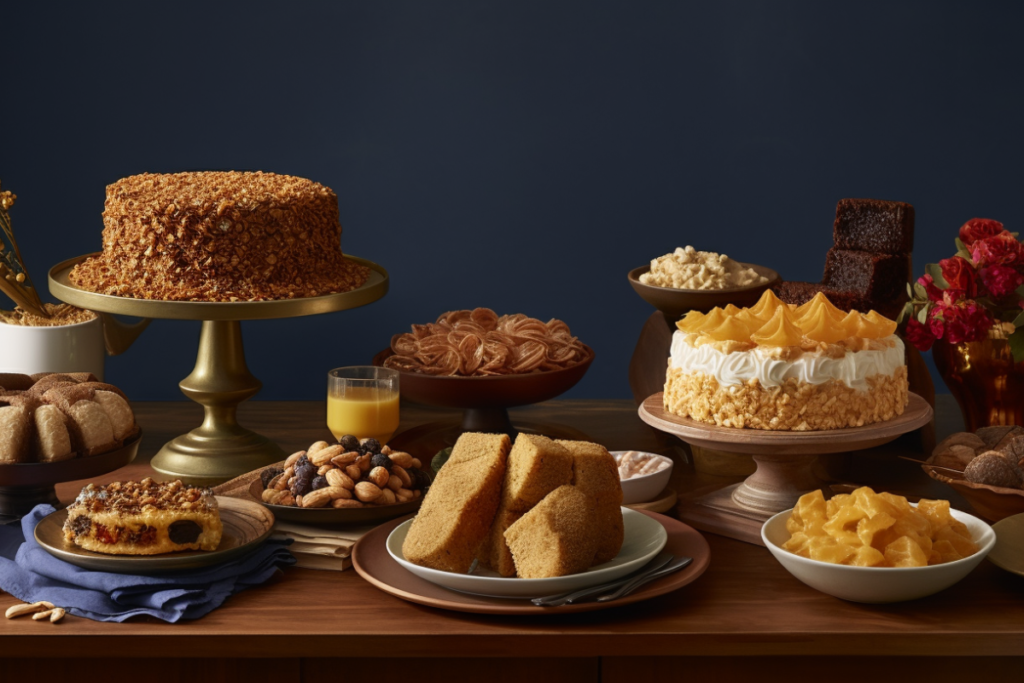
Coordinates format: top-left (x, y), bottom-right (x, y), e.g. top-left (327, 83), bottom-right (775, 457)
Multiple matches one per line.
top-left (761, 487), bottom-right (995, 604)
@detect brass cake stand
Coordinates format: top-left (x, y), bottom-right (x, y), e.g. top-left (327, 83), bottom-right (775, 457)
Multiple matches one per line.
top-left (49, 253), bottom-right (389, 486)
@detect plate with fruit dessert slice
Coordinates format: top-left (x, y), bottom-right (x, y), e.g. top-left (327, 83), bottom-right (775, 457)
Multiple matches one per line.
top-left (36, 491), bottom-right (274, 574)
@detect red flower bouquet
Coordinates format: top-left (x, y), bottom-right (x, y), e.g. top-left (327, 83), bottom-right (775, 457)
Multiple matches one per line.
top-left (901, 218), bottom-right (1024, 360)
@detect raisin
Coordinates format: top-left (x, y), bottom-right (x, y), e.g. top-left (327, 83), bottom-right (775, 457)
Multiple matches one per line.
top-left (291, 471), bottom-right (314, 497)
top-left (361, 438), bottom-right (382, 454)
top-left (311, 475), bottom-right (328, 490)
top-left (370, 453), bottom-right (392, 471)
top-left (168, 520), bottom-right (202, 544)
top-left (339, 435), bottom-right (361, 451)
top-left (409, 468), bottom-right (431, 491)
top-left (260, 467), bottom-right (284, 489)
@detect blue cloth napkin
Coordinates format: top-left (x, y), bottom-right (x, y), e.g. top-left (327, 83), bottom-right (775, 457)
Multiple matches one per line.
top-left (0, 505), bottom-right (294, 623)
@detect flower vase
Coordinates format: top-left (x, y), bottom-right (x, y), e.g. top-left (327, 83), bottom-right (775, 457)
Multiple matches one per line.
top-left (931, 336), bottom-right (1024, 431)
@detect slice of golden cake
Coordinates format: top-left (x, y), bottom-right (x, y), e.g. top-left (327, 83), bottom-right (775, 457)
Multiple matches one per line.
top-left (477, 433), bottom-right (574, 576)
top-left (557, 439), bottom-right (624, 564)
top-left (402, 432), bottom-right (510, 573)
top-left (504, 485), bottom-right (599, 578)
top-left (477, 504), bottom-right (523, 577)
top-left (502, 434), bottom-right (574, 513)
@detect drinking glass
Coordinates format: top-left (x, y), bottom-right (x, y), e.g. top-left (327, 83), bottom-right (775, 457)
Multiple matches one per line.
top-left (326, 366), bottom-right (400, 444)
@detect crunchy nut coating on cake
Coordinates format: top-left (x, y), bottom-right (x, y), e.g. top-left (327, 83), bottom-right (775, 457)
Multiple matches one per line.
top-left (68, 171), bottom-right (370, 302)
top-left (664, 366), bottom-right (909, 431)
top-left (62, 478), bottom-right (222, 555)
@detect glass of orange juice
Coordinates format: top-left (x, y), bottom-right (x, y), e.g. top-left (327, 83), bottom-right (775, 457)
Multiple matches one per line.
top-left (326, 366), bottom-right (400, 444)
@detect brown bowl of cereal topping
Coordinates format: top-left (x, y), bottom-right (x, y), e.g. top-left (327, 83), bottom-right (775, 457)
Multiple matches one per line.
top-left (629, 247), bottom-right (779, 321)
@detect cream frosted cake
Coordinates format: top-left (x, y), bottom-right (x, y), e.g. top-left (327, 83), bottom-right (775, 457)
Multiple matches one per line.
top-left (664, 290), bottom-right (908, 431)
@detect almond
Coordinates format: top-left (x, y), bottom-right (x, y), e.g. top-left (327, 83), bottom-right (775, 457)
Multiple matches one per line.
top-left (391, 466), bottom-right (412, 488)
top-left (310, 444), bottom-right (344, 466)
top-left (325, 469), bottom-right (354, 490)
top-left (355, 481), bottom-right (382, 503)
top-left (388, 452), bottom-right (413, 468)
top-left (368, 466), bottom-right (389, 488)
top-left (300, 488), bottom-right (332, 508)
top-left (331, 450), bottom-right (361, 466)
top-left (307, 440), bottom-right (330, 455)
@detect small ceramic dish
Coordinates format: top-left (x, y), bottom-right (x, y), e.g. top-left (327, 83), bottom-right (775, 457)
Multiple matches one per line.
top-left (386, 507), bottom-right (667, 598)
top-left (627, 262), bottom-right (779, 321)
top-left (610, 451), bottom-right (673, 504)
top-left (761, 505), bottom-right (995, 603)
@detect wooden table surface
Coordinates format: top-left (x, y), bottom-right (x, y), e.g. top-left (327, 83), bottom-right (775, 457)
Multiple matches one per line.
top-left (2, 399), bottom-right (1022, 683)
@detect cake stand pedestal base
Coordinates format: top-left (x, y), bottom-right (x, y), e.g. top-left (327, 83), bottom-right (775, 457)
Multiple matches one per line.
top-left (50, 253), bottom-right (389, 487)
top-left (150, 320), bottom-right (285, 487)
top-left (639, 392), bottom-right (933, 546)
top-left (676, 484), bottom-right (773, 546)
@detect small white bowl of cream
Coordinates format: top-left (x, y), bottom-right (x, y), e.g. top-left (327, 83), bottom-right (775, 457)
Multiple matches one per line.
top-left (611, 451), bottom-right (673, 504)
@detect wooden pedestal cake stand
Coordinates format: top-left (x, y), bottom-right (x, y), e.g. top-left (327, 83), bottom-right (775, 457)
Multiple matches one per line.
top-left (639, 392), bottom-right (933, 545)
top-left (49, 253), bottom-right (389, 487)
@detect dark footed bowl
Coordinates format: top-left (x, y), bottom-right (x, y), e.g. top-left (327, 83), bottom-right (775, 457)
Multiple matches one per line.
top-left (371, 346), bottom-right (594, 410)
top-left (628, 263), bottom-right (780, 322)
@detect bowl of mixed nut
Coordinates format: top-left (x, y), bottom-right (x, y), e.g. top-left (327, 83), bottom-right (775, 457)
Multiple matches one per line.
top-left (249, 435), bottom-right (432, 524)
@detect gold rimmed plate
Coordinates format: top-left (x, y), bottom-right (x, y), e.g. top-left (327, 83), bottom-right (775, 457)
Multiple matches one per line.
top-left (34, 496), bottom-right (274, 574)
top-left (49, 253), bottom-right (389, 321)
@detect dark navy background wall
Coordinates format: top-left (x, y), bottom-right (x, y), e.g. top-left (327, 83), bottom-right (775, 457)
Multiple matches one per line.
top-left (1, 1), bottom-right (1021, 400)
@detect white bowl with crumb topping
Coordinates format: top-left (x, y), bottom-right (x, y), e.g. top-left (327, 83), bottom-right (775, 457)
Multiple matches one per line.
top-left (611, 451), bottom-right (673, 504)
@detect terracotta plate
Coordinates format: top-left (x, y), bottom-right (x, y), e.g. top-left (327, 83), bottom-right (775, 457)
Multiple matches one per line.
top-left (35, 496), bottom-right (274, 574)
top-left (352, 510), bottom-right (710, 614)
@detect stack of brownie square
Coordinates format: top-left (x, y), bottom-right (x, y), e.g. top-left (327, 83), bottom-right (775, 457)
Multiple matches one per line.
top-left (772, 198), bottom-right (914, 320)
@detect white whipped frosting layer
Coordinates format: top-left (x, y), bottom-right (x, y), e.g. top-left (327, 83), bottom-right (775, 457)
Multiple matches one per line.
top-left (669, 332), bottom-right (905, 390)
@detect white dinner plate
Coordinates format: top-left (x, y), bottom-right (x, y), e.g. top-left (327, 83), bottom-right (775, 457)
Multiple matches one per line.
top-left (386, 507), bottom-right (668, 598)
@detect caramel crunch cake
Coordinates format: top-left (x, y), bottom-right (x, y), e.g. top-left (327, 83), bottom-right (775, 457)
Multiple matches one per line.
top-left (665, 290), bottom-right (908, 431)
top-left (63, 478), bottom-right (222, 555)
top-left (69, 171), bottom-right (370, 302)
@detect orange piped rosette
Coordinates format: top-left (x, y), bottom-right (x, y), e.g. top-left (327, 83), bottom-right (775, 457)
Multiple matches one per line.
top-left (795, 293), bottom-right (849, 344)
top-left (859, 310), bottom-right (898, 338)
top-left (751, 305), bottom-right (804, 347)
top-left (676, 310), bottom-right (706, 333)
top-left (700, 317), bottom-right (757, 344)
top-left (746, 289), bottom-right (785, 322)
top-left (837, 309), bottom-right (897, 340)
